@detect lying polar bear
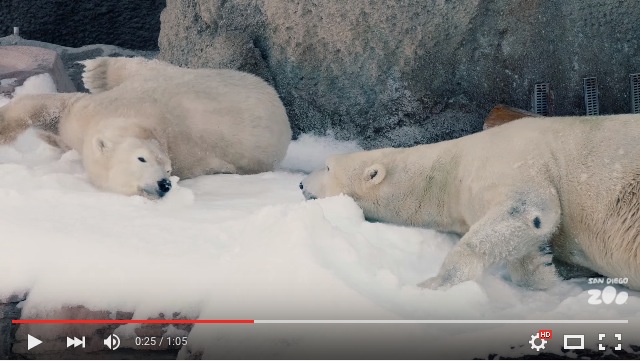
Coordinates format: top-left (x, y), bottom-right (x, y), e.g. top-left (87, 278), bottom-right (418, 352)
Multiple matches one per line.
top-left (301, 115), bottom-right (640, 291)
top-left (0, 57), bottom-right (291, 198)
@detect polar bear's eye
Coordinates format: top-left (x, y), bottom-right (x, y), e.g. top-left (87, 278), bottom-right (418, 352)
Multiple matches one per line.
top-left (326, 166), bottom-right (330, 172)
top-left (138, 157), bottom-right (147, 163)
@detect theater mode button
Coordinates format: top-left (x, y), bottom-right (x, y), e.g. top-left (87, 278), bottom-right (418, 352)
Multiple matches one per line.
top-left (27, 335), bottom-right (43, 350)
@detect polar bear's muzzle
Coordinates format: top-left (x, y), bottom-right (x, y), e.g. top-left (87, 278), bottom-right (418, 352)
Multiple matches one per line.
top-left (157, 178), bottom-right (172, 195)
top-left (299, 180), bottom-right (318, 200)
top-left (141, 178), bottom-right (172, 199)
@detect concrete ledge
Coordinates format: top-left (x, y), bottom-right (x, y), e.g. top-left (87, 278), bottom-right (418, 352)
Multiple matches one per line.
top-left (0, 45), bottom-right (76, 95)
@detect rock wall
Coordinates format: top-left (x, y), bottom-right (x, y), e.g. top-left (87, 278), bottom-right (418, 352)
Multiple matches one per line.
top-left (0, 294), bottom-right (23, 359)
top-left (0, 0), bottom-right (165, 51)
top-left (158, 0), bottom-right (640, 148)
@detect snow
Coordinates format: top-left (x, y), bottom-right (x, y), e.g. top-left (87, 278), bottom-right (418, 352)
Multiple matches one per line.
top-left (279, 133), bottom-right (362, 173)
top-left (0, 77), bottom-right (17, 86)
top-left (13, 73), bottom-right (58, 97)
top-left (1, 76), bottom-right (639, 358)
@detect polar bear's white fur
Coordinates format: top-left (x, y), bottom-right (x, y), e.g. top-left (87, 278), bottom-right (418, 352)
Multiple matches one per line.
top-left (0, 57), bottom-right (291, 198)
top-left (301, 115), bottom-right (640, 291)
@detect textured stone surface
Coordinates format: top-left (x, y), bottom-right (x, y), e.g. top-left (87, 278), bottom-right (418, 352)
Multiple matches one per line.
top-left (159, 0), bottom-right (640, 148)
top-left (0, 293), bottom-right (25, 359)
top-left (0, 0), bottom-right (165, 50)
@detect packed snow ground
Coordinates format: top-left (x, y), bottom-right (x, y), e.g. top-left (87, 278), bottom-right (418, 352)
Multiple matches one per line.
top-left (1, 75), bottom-right (639, 358)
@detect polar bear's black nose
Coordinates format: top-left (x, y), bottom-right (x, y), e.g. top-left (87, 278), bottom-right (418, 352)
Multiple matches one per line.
top-left (299, 182), bottom-right (304, 190)
top-left (157, 178), bottom-right (172, 195)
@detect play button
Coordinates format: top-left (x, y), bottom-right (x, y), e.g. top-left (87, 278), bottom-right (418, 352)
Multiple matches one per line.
top-left (27, 334), bottom-right (42, 350)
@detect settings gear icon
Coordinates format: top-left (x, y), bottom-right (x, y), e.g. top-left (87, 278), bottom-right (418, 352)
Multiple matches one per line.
top-left (529, 332), bottom-right (547, 351)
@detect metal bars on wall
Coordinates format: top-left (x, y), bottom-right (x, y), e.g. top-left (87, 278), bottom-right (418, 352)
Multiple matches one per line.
top-left (583, 77), bottom-right (599, 116)
top-left (533, 83), bottom-right (550, 116)
top-left (630, 73), bottom-right (640, 114)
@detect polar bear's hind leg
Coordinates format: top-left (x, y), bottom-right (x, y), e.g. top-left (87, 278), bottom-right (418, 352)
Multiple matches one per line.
top-left (419, 193), bottom-right (562, 289)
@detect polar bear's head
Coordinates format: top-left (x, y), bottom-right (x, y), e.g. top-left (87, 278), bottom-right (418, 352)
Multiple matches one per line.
top-left (300, 149), bottom-right (402, 220)
top-left (300, 152), bottom-right (387, 199)
top-left (83, 128), bottom-right (173, 199)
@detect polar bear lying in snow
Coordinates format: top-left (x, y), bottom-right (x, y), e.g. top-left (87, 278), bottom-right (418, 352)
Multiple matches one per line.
top-left (301, 115), bottom-right (640, 291)
top-left (0, 57), bottom-right (291, 198)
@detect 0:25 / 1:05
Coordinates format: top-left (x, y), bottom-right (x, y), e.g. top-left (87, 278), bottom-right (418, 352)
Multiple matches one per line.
top-left (135, 336), bottom-right (187, 347)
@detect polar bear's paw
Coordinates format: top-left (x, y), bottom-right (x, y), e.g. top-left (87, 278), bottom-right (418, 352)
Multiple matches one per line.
top-left (81, 57), bottom-right (146, 94)
top-left (417, 276), bottom-right (452, 290)
top-left (417, 264), bottom-right (477, 290)
top-left (418, 248), bottom-right (486, 290)
top-left (508, 244), bottom-right (561, 290)
top-left (36, 130), bottom-right (71, 151)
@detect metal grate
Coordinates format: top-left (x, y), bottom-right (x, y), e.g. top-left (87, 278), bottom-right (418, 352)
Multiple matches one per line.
top-left (532, 83), bottom-right (550, 115)
top-left (631, 73), bottom-right (640, 114)
top-left (583, 77), bottom-right (599, 116)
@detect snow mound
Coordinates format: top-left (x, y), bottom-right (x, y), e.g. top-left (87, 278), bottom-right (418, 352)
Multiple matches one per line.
top-left (13, 73), bottom-right (58, 97)
top-left (280, 133), bottom-right (362, 173)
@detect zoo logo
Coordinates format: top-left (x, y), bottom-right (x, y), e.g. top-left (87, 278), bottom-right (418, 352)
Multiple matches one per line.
top-left (587, 286), bottom-right (629, 305)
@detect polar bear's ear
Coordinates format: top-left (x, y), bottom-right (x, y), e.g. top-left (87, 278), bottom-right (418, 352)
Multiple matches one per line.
top-left (363, 164), bottom-right (386, 185)
top-left (94, 137), bottom-right (112, 154)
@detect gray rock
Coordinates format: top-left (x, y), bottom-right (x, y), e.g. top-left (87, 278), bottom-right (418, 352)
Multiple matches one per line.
top-left (0, 35), bottom-right (157, 92)
top-left (0, 45), bottom-right (76, 94)
top-left (0, 297), bottom-right (23, 359)
top-left (158, 0), bottom-right (640, 149)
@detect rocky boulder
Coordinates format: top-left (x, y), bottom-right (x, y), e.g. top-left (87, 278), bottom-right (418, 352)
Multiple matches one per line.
top-left (158, 0), bottom-right (640, 148)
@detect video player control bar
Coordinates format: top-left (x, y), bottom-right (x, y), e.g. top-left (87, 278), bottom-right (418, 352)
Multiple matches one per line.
top-left (13, 319), bottom-right (630, 324)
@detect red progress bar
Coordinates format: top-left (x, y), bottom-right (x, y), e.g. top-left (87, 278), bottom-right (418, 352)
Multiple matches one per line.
top-left (12, 319), bottom-right (254, 324)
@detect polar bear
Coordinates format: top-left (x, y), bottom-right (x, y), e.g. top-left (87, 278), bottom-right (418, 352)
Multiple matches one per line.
top-left (300, 115), bottom-right (640, 291)
top-left (0, 57), bottom-right (291, 198)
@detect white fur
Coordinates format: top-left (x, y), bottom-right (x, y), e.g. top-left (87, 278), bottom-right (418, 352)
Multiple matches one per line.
top-left (301, 115), bottom-right (640, 291)
top-left (0, 57), bottom-right (292, 198)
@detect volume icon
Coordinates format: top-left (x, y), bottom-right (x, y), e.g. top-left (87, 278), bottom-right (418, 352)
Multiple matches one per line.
top-left (104, 334), bottom-right (120, 350)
